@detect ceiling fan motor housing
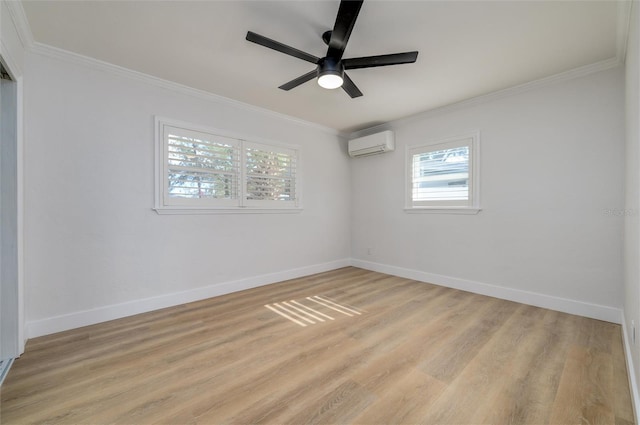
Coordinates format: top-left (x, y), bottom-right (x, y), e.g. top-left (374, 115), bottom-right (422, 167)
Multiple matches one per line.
top-left (317, 57), bottom-right (345, 89)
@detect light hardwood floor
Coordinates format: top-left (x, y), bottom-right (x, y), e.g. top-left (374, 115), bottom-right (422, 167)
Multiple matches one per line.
top-left (0, 267), bottom-right (634, 424)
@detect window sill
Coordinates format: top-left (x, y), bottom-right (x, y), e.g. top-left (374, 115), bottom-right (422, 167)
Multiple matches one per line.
top-left (404, 207), bottom-right (481, 215)
top-left (153, 207), bottom-right (303, 215)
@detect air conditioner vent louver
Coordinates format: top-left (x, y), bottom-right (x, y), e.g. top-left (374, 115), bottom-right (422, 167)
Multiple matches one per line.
top-left (348, 130), bottom-right (395, 158)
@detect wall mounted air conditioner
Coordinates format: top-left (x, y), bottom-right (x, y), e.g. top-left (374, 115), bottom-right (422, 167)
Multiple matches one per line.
top-left (348, 130), bottom-right (395, 158)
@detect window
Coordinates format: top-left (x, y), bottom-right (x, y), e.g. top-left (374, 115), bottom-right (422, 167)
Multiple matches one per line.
top-left (406, 132), bottom-right (480, 214)
top-left (155, 119), bottom-right (300, 213)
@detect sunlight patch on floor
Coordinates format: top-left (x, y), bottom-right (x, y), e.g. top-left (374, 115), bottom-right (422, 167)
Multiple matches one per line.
top-left (265, 295), bottom-right (365, 327)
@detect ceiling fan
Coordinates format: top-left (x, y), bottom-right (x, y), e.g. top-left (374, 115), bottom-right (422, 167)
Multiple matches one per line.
top-left (245, 0), bottom-right (418, 98)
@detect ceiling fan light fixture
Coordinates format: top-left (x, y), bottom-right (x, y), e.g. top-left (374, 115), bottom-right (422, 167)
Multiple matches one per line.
top-left (318, 73), bottom-right (343, 89)
top-left (317, 58), bottom-right (344, 89)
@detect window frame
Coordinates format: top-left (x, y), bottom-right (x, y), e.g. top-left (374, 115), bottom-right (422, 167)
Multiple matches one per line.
top-left (154, 117), bottom-right (302, 214)
top-left (405, 132), bottom-right (481, 214)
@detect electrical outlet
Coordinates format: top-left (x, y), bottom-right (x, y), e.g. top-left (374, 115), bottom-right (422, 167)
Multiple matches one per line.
top-left (633, 320), bottom-right (636, 345)
top-left (366, 247), bottom-right (372, 256)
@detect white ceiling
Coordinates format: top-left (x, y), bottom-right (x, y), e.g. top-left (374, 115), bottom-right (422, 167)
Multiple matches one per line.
top-left (21, 0), bottom-right (623, 133)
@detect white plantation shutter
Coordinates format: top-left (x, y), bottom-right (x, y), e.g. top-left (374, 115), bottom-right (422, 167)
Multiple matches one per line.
top-left (163, 126), bottom-right (240, 207)
top-left (244, 141), bottom-right (298, 207)
top-left (156, 119), bottom-right (301, 212)
top-left (406, 134), bottom-right (480, 211)
top-left (411, 144), bottom-right (470, 202)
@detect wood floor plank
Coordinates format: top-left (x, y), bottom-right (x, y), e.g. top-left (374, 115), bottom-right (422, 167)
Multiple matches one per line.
top-left (285, 379), bottom-right (376, 425)
top-left (549, 345), bottom-right (615, 424)
top-left (96, 318), bottom-right (356, 422)
top-left (478, 308), bottom-right (576, 424)
top-left (419, 297), bottom-right (520, 383)
top-left (0, 267), bottom-right (633, 425)
top-left (150, 330), bottom-right (364, 423)
top-left (350, 368), bottom-right (447, 424)
top-left (418, 303), bottom-right (534, 424)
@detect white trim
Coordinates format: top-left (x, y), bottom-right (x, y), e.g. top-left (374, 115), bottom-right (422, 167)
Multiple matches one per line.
top-left (29, 42), bottom-right (344, 137)
top-left (404, 207), bottom-right (481, 215)
top-left (619, 0), bottom-right (634, 64)
top-left (0, 40), bottom-right (21, 79)
top-left (16, 76), bottom-right (24, 354)
top-left (621, 313), bottom-right (640, 425)
top-left (28, 36), bottom-right (620, 141)
top-left (349, 57), bottom-right (621, 137)
top-left (351, 259), bottom-right (622, 324)
top-left (153, 207), bottom-right (303, 215)
top-left (25, 258), bottom-right (626, 341)
top-left (7, 0), bottom-right (622, 139)
top-left (3, 0), bottom-right (34, 50)
top-left (25, 259), bottom-right (351, 338)
top-left (0, 53), bottom-right (25, 355)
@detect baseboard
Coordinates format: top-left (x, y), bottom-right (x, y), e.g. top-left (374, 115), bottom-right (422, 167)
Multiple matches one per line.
top-left (25, 258), bottom-right (622, 338)
top-left (621, 313), bottom-right (640, 425)
top-left (351, 259), bottom-right (622, 324)
top-left (25, 259), bottom-right (351, 339)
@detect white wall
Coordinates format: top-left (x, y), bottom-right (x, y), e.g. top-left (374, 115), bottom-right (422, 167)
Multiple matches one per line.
top-left (351, 67), bottom-right (625, 321)
top-left (625, 0), bottom-right (640, 413)
top-left (23, 51), bottom-right (351, 337)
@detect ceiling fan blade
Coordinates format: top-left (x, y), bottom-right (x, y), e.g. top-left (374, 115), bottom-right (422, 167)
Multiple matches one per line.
top-left (326, 0), bottom-right (364, 60)
top-left (341, 73), bottom-right (363, 98)
top-left (246, 31), bottom-right (320, 64)
top-left (343, 51), bottom-right (419, 70)
top-left (278, 70), bottom-right (318, 91)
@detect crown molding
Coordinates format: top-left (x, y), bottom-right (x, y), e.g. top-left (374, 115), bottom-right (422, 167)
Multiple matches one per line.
top-left (28, 41), bottom-right (344, 137)
top-left (9, 0), bottom-right (345, 136)
top-left (31, 33), bottom-right (619, 141)
top-left (9, 0), bottom-right (623, 140)
top-left (0, 39), bottom-right (21, 77)
top-left (350, 56), bottom-right (622, 138)
top-left (618, 0), bottom-right (634, 64)
top-left (3, 1), bottom-right (34, 50)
